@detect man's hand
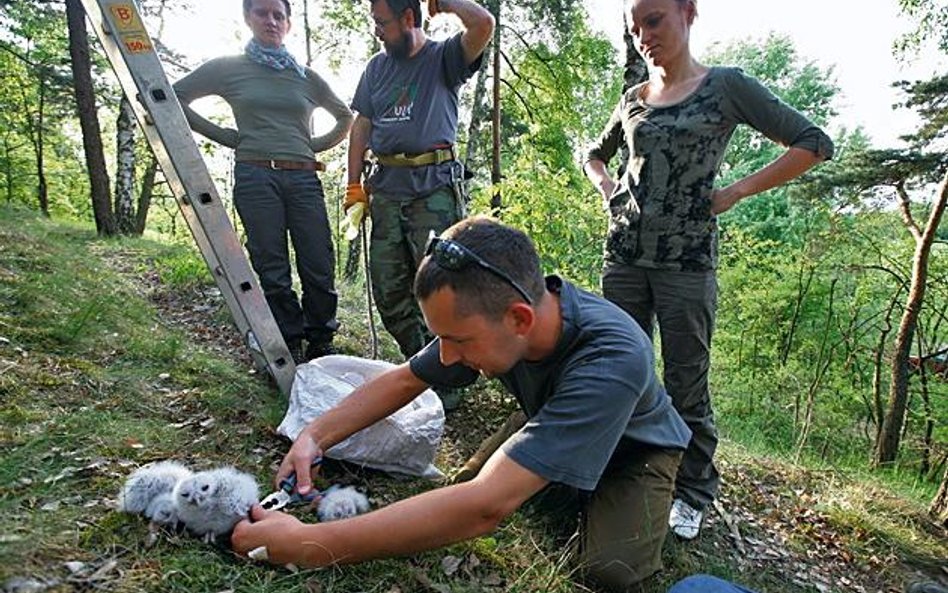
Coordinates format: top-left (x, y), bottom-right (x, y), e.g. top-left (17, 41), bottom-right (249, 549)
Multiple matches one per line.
top-left (427, 0), bottom-right (440, 16)
top-left (344, 183), bottom-right (368, 213)
top-left (232, 505), bottom-right (306, 565)
top-left (277, 432), bottom-right (324, 496)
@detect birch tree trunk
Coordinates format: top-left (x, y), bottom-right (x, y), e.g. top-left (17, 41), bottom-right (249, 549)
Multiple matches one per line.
top-left (114, 97), bottom-right (137, 235)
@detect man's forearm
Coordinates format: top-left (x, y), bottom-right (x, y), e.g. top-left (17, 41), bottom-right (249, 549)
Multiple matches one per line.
top-left (439, 0), bottom-right (494, 63)
top-left (233, 451), bottom-right (550, 569)
top-left (439, 0), bottom-right (492, 26)
top-left (347, 115), bottom-right (372, 185)
top-left (292, 481), bottom-right (503, 566)
top-left (291, 450), bottom-right (546, 566)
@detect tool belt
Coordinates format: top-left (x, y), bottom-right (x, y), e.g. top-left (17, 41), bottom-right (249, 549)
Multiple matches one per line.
top-left (375, 147), bottom-right (455, 167)
top-left (242, 159), bottom-right (326, 172)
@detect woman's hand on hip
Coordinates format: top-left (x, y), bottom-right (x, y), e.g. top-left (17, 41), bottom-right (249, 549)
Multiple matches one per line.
top-left (710, 186), bottom-right (742, 216)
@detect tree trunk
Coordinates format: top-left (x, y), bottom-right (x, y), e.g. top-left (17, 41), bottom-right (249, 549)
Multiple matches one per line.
top-left (135, 155), bottom-right (159, 235)
top-left (875, 172), bottom-right (948, 465)
top-left (114, 97), bottom-right (137, 235)
top-left (795, 278), bottom-right (837, 461)
top-left (303, 0), bottom-right (312, 66)
top-left (463, 50), bottom-right (490, 171)
top-left (35, 76), bottom-right (49, 217)
top-left (17, 71), bottom-right (49, 216)
top-left (872, 292), bottom-right (901, 443)
top-left (2, 138), bottom-right (13, 203)
top-left (931, 464), bottom-right (948, 528)
top-left (489, 7), bottom-right (501, 215)
top-left (65, 0), bottom-right (115, 236)
top-left (781, 261), bottom-right (814, 366)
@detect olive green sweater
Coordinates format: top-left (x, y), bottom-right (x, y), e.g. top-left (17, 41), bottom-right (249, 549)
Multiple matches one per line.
top-left (173, 55), bottom-right (352, 162)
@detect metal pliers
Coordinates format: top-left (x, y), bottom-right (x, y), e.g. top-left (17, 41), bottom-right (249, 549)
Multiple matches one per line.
top-left (259, 456), bottom-right (323, 511)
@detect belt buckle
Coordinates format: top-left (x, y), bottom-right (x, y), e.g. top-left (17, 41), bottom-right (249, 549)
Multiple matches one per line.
top-left (268, 160), bottom-right (280, 170)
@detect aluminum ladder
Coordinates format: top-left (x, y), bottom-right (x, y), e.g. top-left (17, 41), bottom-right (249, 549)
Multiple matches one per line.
top-left (80, 0), bottom-right (297, 394)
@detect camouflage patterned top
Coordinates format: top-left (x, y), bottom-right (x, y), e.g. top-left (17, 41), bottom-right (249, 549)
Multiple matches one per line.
top-left (585, 67), bottom-right (834, 271)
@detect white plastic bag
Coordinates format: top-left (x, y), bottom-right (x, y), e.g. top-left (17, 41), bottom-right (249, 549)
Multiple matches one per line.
top-left (277, 355), bottom-right (445, 479)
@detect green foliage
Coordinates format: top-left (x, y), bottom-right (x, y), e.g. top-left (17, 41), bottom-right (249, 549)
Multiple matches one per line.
top-left (895, 73), bottom-right (948, 148)
top-left (472, 159), bottom-right (606, 289)
top-left (153, 243), bottom-right (214, 288)
top-left (0, 0), bottom-right (99, 215)
top-left (714, 209), bottom-right (948, 473)
top-left (471, 13), bottom-right (618, 287)
top-left (896, 0), bottom-right (948, 55)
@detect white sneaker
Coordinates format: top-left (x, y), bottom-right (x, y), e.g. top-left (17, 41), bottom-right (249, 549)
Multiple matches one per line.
top-left (668, 498), bottom-right (703, 540)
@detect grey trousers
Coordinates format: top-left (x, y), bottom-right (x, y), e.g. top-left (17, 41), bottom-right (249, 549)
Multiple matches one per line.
top-left (601, 263), bottom-right (720, 510)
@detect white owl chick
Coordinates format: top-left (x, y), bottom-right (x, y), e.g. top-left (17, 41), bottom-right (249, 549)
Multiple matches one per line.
top-left (173, 467), bottom-right (259, 541)
top-left (317, 485), bottom-right (370, 522)
top-left (119, 460), bottom-right (193, 515)
top-left (144, 492), bottom-right (178, 526)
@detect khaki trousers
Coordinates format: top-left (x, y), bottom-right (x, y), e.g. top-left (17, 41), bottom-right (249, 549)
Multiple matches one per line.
top-left (578, 445), bottom-right (683, 592)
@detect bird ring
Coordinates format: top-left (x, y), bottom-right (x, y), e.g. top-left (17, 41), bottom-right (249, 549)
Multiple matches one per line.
top-left (248, 546), bottom-right (269, 562)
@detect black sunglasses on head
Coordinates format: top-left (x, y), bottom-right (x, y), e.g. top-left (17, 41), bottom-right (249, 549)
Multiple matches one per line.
top-left (424, 233), bottom-right (534, 305)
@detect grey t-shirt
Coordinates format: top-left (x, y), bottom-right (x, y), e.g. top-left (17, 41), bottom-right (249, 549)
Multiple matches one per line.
top-left (585, 66), bottom-right (835, 271)
top-left (409, 276), bottom-right (692, 491)
top-left (351, 34), bottom-right (481, 198)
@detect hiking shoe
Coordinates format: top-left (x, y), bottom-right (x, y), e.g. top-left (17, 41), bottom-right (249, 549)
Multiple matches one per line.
top-left (669, 498), bottom-right (703, 540)
top-left (304, 340), bottom-right (336, 361)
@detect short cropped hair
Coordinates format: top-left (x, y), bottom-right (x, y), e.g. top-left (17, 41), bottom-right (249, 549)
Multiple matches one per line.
top-left (370, 0), bottom-right (422, 29)
top-left (414, 216), bottom-right (545, 320)
top-left (243, 0), bottom-right (292, 17)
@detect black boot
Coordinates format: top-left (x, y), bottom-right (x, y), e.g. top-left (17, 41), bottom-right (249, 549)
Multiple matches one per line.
top-left (304, 339), bottom-right (336, 361)
top-left (287, 339), bottom-right (305, 365)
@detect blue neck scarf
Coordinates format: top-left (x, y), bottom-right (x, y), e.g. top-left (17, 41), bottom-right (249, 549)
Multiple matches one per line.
top-left (245, 39), bottom-right (306, 79)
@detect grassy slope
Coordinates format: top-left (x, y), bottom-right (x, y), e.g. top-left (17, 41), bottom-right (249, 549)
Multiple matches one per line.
top-left (0, 206), bottom-right (944, 593)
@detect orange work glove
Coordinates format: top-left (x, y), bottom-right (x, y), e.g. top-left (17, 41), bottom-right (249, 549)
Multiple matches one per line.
top-left (344, 183), bottom-right (368, 212)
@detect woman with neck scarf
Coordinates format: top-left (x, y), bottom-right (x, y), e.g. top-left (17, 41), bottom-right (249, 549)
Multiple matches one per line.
top-left (174, 0), bottom-right (353, 363)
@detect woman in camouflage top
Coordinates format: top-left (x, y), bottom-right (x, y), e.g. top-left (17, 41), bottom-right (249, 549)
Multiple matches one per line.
top-left (583, 0), bottom-right (833, 541)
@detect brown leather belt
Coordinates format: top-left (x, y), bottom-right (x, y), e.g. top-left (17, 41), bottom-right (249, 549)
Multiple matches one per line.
top-left (242, 159), bottom-right (326, 172)
top-left (375, 147), bottom-right (455, 167)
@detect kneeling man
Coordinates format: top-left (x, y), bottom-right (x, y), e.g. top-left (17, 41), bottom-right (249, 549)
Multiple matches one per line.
top-left (233, 216), bottom-right (691, 591)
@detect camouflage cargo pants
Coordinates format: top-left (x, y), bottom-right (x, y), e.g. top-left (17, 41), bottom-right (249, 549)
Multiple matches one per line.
top-left (368, 187), bottom-right (463, 359)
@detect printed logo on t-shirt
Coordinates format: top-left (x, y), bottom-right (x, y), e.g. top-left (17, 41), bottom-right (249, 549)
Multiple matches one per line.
top-left (379, 83), bottom-right (419, 123)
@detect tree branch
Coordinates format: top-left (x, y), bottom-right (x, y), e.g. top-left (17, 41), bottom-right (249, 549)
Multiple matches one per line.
top-left (895, 180), bottom-right (922, 240)
top-left (499, 48), bottom-right (544, 93)
top-left (499, 77), bottom-right (534, 122)
top-left (0, 40), bottom-right (39, 68)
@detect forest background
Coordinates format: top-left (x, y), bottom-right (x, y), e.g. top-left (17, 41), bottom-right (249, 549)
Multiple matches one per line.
top-left (0, 0), bottom-right (947, 591)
